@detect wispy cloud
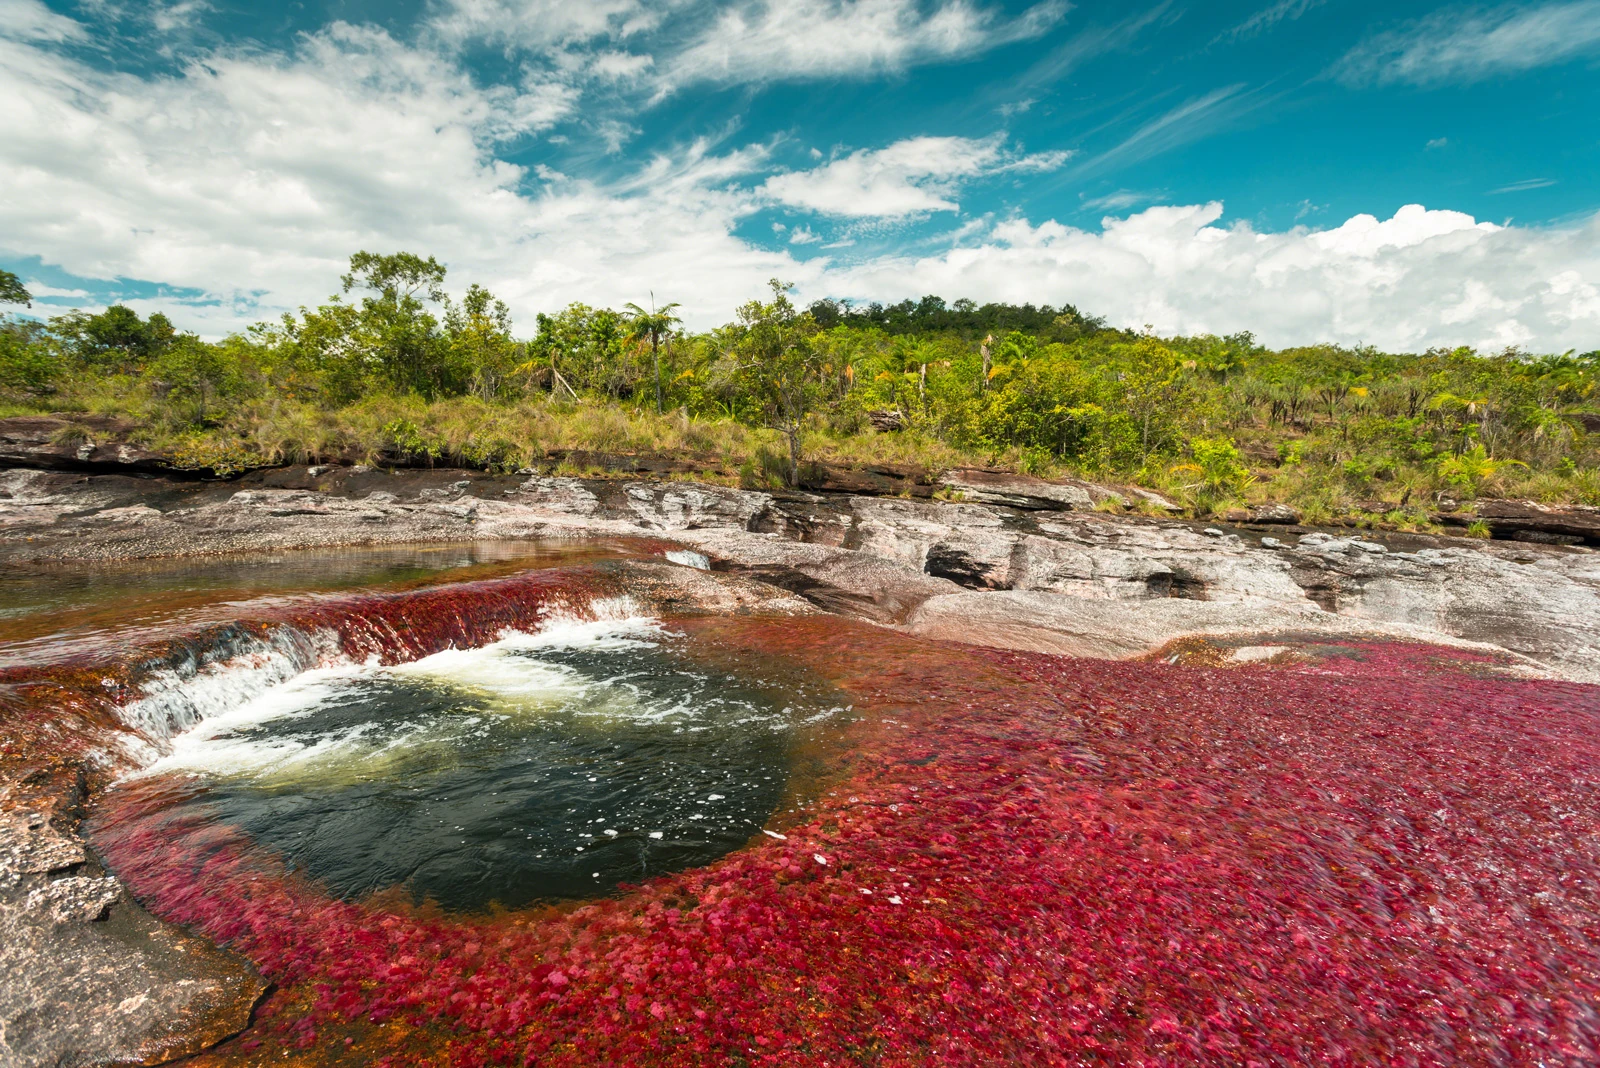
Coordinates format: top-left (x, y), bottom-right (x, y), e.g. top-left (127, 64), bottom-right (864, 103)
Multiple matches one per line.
top-left (1080, 189), bottom-right (1164, 212)
top-left (0, 0), bottom-right (88, 42)
top-left (659, 0), bottom-right (1065, 92)
top-left (1212, 0), bottom-right (1326, 46)
top-left (763, 134), bottom-right (1068, 218)
top-left (1339, 1), bottom-right (1600, 86)
top-left (1489, 178), bottom-right (1558, 194)
top-left (1074, 84), bottom-right (1255, 177)
top-left (999, 3), bottom-right (1170, 100)
top-left (1426, 136), bottom-right (1449, 149)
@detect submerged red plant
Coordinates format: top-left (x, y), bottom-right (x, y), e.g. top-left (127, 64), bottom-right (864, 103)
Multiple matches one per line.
top-left (91, 616), bottom-right (1600, 1067)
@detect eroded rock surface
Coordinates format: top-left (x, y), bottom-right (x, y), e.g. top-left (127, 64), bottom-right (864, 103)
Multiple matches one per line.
top-left (4, 464), bottom-right (1600, 680)
top-left (0, 773), bottom-right (266, 1068)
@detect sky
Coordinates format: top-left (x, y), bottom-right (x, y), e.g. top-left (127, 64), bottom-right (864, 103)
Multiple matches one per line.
top-left (2, 0), bottom-right (1599, 351)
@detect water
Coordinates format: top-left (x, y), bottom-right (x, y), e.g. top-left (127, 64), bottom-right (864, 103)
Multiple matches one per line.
top-left (0, 540), bottom-right (616, 664)
top-left (112, 614), bottom-right (839, 912)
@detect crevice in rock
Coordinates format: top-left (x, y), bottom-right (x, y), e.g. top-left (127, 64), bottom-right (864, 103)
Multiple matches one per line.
top-left (924, 544), bottom-right (1004, 590)
top-left (1145, 567), bottom-right (1209, 600)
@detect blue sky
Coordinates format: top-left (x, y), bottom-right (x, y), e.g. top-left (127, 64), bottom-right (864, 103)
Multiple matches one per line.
top-left (2, 0), bottom-right (1599, 349)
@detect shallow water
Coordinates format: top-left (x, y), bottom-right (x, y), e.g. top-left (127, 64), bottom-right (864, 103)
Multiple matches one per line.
top-left (0, 540), bottom-right (616, 663)
top-left (117, 616), bottom-right (841, 910)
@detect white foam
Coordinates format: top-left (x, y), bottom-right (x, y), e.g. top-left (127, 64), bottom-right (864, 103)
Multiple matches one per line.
top-left (123, 607), bottom-right (684, 781)
top-left (119, 626), bottom-right (348, 745)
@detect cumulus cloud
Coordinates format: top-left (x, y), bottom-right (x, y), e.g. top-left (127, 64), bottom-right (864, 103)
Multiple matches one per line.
top-left (820, 204), bottom-right (1600, 352)
top-left (660, 0), bottom-right (1064, 89)
top-left (0, 15), bottom-right (780, 333)
top-left (764, 135), bottom-right (1068, 218)
top-left (1339, 1), bottom-right (1600, 86)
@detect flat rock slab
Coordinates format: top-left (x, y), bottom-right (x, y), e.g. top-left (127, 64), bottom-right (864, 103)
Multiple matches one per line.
top-left (1, 789), bottom-right (266, 1068)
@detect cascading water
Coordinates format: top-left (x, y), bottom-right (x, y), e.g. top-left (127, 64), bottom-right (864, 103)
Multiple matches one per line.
top-left (115, 612), bottom-right (844, 909)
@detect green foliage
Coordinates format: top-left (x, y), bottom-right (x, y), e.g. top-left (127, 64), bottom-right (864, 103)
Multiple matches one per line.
top-left (728, 280), bottom-right (824, 486)
top-left (3, 247), bottom-right (1597, 521)
top-left (0, 270), bottom-right (32, 307)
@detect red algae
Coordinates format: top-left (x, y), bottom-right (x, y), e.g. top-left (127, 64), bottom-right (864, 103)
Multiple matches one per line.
top-left (88, 615), bottom-right (1600, 1067)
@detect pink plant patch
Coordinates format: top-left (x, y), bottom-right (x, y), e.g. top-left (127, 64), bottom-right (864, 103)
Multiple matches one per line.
top-left (92, 617), bottom-right (1600, 1067)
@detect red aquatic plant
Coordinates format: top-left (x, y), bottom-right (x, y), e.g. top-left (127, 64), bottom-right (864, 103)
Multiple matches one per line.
top-left (88, 612), bottom-right (1600, 1067)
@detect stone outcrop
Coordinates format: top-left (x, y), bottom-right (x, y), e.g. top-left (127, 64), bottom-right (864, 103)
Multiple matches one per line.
top-left (1440, 499), bottom-right (1600, 545)
top-left (0, 771), bottom-right (267, 1067)
top-left (0, 416), bottom-right (177, 476)
top-left (4, 464), bottom-right (1599, 682)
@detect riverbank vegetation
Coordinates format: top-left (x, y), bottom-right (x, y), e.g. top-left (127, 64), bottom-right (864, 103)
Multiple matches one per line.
top-left (2, 255), bottom-right (1598, 524)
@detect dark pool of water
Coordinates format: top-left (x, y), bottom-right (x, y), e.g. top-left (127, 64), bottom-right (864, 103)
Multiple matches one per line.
top-left (117, 621), bottom-right (838, 911)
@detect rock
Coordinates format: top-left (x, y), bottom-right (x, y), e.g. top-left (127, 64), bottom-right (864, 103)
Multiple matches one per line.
top-left (1445, 499), bottom-right (1600, 545)
top-left (1, 779), bottom-right (267, 1068)
top-left (1203, 527), bottom-right (1225, 537)
top-left (937, 468), bottom-right (1098, 511)
top-left (26, 875), bottom-right (120, 924)
top-left (797, 462), bottom-right (935, 498)
top-left (6, 464), bottom-right (1600, 681)
top-left (866, 409), bottom-right (905, 432)
top-left (1248, 503), bottom-right (1301, 525)
top-left (0, 416), bottom-right (178, 475)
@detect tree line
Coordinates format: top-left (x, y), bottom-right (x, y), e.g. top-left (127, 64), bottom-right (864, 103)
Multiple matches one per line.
top-left (2, 254), bottom-right (1598, 519)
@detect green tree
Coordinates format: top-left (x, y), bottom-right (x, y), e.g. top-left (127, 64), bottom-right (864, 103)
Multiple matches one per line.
top-left (624, 296), bottom-right (682, 415)
top-left (731, 280), bottom-right (822, 486)
top-left (341, 251), bottom-right (455, 398)
top-left (1116, 337), bottom-right (1191, 455)
top-left (149, 335), bottom-right (238, 424)
top-left (445, 283), bottom-right (519, 399)
top-left (0, 270), bottom-right (31, 307)
top-left (51, 305), bottom-right (175, 371)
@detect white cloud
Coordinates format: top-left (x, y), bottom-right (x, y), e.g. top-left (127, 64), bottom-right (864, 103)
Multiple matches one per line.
top-left (660, 0), bottom-right (1064, 89)
top-left (0, 17), bottom-right (776, 333)
top-left (426, 0), bottom-right (651, 49)
top-left (1075, 85), bottom-right (1256, 177)
top-left (1080, 189), bottom-right (1162, 212)
top-left (149, 0), bottom-right (210, 33)
top-left (1213, 0), bottom-right (1326, 46)
top-left (1489, 178), bottom-right (1558, 194)
top-left (789, 226), bottom-right (821, 244)
top-left (1339, 1), bottom-right (1600, 86)
top-left (0, 0), bottom-right (86, 42)
top-left (3, 17), bottom-right (1597, 353)
top-left (1426, 136), bottom-right (1449, 150)
top-left (818, 203), bottom-right (1600, 351)
top-left (763, 135), bottom-right (1067, 218)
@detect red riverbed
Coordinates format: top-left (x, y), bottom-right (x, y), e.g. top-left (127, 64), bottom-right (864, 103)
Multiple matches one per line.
top-left (90, 613), bottom-right (1600, 1067)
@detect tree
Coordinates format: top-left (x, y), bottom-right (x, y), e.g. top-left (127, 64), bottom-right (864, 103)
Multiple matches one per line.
top-left (731, 280), bottom-right (822, 486)
top-left (1117, 337), bottom-right (1191, 455)
top-left (341, 251), bottom-right (454, 398)
top-left (446, 283), bottom-right (519, 399)
top-left (624, 296), bottom-right (682, 415)
top-left (51, 305), bottom-right (175, 371)
top-left (150, 335), bottom-right (236, 423)
top-left (0, 270), bottom-right (31, 307)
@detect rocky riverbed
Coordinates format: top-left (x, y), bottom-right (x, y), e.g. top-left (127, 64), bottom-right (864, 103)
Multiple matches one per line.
top-left (5, 462), bottom-right (1600, 679)
top-left (5, 460), bottom-right (1600, 1065)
